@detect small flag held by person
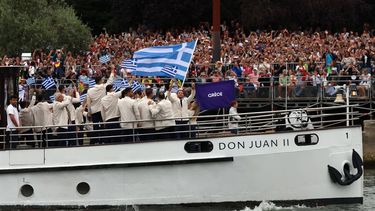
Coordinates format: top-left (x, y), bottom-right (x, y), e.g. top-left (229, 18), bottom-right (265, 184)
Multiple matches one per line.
top-left (42, 77), bottom-right (56, 90)
top-left (121, 59), bottom-right (137, 72)
top-left (26, 77), bottom-right (36, 85)
top-left (88, 78), bottom-right (96, 88)
top-left (80, 93), bottom-right (87, 103)
top-left (113, 78), bottom-right (130, 92)
top-left (131, 80), bottom-right (142, 92)
top-left (99, 54), bottom-right (111, 64)
top-left (161, 65), bottom-right (178, 78)
top-left (49, 95), bottom-right (55, 102)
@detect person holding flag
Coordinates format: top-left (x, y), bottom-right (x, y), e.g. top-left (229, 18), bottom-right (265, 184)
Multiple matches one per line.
top-left (86, 65), bottom-right (115, 144)
top-left (100, 84), bottom-right (123, 143)
top-left (167, 81), bottom-right (195, 139)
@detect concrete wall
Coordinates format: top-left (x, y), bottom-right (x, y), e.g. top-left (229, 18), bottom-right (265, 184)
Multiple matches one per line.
top-left (363, 120), bottom-right (375, 168)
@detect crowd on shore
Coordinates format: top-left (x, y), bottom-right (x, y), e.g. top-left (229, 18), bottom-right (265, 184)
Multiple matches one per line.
top-left (2, 21), bottom-right (375, 100)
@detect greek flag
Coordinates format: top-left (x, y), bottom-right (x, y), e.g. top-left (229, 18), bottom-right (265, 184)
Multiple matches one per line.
top-left (99, 54), bottom-right (111, 64)
top-left (132, 40), bottom-right (197, 81)
top-left (49, 95), bottom-right (55, 102)
top-left (131, 81), bottom-right (142, 92)
top-left (161, 65), bottom-right (177, 78)
top-left (80, 93), bottom-right (87, 103)
top-left (26, 77), bottom-right (36, 85)
top-left (121, 59), bottom-right (137, 72)
top-left (113, 78), bottom-right (129, 92)
top-left (88, 78), bottom-right (96, 88)
top-left (42, 77), bottom-right (56, 90)
top-left (19, 86), bottom-right (25, 101)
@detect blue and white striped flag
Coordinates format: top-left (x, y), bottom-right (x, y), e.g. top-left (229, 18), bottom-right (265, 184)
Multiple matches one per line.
top-left (26, 77), bottom-right (36, 85)
top-left (161, 65), bottom-right (177, 78)
top-left (80, 93), bottom-right (87, 103)
top-left (88, 78), bottom-right (96, 88)
top-left (19, 86), bottom-right (25, 101)
top-left (131, 81), bottom-right (142, 92)
top-left (99, 54), bottom-right (111, 64)
top-left (49, 95), bottom-right (55, 102)
top-left (113, 78), bottom-right (130, 92)
top-left (42, 77), bottom-right (56, 90)
top-left (121, 59), bottom-right (137, 72)
top-left (131, 40), bottom-right (197, 81)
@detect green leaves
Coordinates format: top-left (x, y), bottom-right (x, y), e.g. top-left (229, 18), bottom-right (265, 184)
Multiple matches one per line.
top-left (0, 0), bottom-right (91, 56)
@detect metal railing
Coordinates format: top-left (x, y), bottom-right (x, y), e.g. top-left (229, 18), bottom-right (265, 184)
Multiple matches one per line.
top-left (0, 104), bottom-right (362, 150)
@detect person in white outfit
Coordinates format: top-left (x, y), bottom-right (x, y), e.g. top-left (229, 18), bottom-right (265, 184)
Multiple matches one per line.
top-left (52, 93), bottom-right (72, 147)
top-left (187, 100), bottom-right (200, 138)
top-left (137, 88), bottom-right (155, 141)
top-left (56, 85), bottom-right (80, 145)
top-left (30, 94), bottom-right (54, 147)
top-left (101, 84), bottom-right (122, 143)
top-left (118, 87), bottom-right (141, 142)
top-left (167, 83), bottom-right (195, 139)
top-left (5, 95), bottom-right (20, 149)
top-left (149, 92), bottom-right (176, 139)
top-left (228, 100), bottom-right (241, 135)
top-left (86, 67), bottom-right (115, 144)
top-left (19, 94), bottom-right (36, 147)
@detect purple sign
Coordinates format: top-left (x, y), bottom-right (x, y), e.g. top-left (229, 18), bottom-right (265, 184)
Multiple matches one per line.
top-left (196, 80), bottom-right (235, 110)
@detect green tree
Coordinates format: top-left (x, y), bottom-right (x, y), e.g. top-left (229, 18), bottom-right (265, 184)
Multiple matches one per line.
top-left (0, 0), bottom-right (91, 56)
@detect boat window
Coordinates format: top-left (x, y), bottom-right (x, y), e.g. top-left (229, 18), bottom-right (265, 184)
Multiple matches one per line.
top-left (76, 182), bottom-right (90, 195)
top-left (20, 184), bottom-right (34, 197)
top-left (294, 134), bottom-right (319, 146)
top-left (184, 141), bottom-right (213, 153)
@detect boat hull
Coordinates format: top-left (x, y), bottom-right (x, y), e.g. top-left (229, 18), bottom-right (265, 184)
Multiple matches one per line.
top-left (0, 127), bottom-right (363, 206)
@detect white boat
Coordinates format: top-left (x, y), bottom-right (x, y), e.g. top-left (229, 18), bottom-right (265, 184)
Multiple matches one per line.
top-left (0, 105), bottom-right (363, 208)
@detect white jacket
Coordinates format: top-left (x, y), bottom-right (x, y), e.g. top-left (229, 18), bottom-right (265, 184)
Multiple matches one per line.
top-left (167, 89), bottom-right (195, 120)
top-left (228, 107), bottom-right (241, 129)
top-left (101, 91), bottom-right (122, 121)
top-left (138, 97), bottom-right (155, 129)
top-left (118, 96), bottom-right (141, 129)
top-left (52, 97), bottom-right (72, 129)
top-left (149, 99), bottom-right (176, 130)
top-left (87, 73), bottom-right (114, 114)
top-left (30, 102), bottom-right (53, 132)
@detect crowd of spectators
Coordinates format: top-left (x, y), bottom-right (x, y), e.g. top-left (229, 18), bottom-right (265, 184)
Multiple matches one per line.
top-left (2, 21), bottom-right (375, 98)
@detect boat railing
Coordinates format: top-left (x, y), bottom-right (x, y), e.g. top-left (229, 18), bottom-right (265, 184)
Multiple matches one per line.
top-left (0, 104), bottom-right (362, 150)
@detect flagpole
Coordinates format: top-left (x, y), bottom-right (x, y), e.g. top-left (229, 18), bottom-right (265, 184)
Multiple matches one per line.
top-left (181, 39), bottom-right (198, 88)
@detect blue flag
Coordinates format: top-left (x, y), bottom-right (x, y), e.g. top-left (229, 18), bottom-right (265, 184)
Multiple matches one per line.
top-left (121, 59), bottom-right (137, 72)
top-left (131, 81), bottom-right (142, 92)
top-left (113, 78), bottom-right (130, 92)
top-left (80, 93), bottom-right (87, 103)
top-left (42, 77), bottom-right (56, 90)
top-left (99, 54), bottom-right (111, 64)
top-left (131, 40), bottom-right (197, 81)
top-left (49, 95), bottom-right (55, 102)
top-left (26, 77), bottom-right (36, 85)
top-left (196, 80), bottom-right (235, 110)
top-left (161, 65), bottom-right (177, 78)
top-left (88, 78), bottom-right (96, 88)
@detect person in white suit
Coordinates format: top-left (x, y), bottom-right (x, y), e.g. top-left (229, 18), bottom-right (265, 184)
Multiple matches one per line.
top-left (52, 93), bottom-right (72, 146)
top-left (137, 88), bottom-right (155, 141)
top-left (149, 92), bottom-right (176, 139)
top-left (86, 67), bottom-right (115, 144)
top-left (118, 87), bottom-right (140, 142)
top-left (101, 84), bottom-right (122, 143)
top-left (167, 83), bottom-right (195, 139)
top-left (228, 100), bottom-right (241, 134)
